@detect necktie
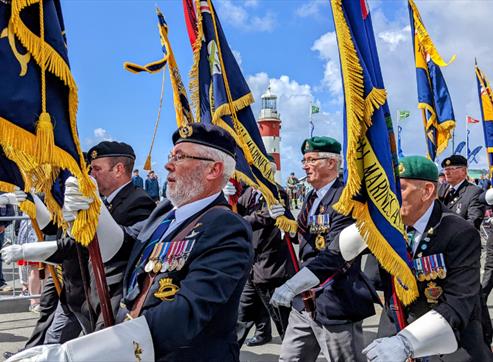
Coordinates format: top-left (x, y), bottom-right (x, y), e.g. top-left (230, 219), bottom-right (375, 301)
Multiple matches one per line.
top-left (128, 210), bottom-right (176, 292)
top-left (406, 226), bottom-right (416, 255)
top-left (446, 187), bottom-right (456, 204)
top-left (298, 191), bottom-right (318, 234)
top-left (103, 197), bottom-right (110, 208)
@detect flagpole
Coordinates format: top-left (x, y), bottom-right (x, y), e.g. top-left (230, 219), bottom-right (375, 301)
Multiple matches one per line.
top-left (466, 116), bottom-right (469, 160)
top-left (396, 110), bottom-right (400, 155)
top-left (309, 102), bottom-right (314, 137)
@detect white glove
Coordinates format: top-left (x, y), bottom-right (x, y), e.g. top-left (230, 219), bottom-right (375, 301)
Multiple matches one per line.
top-left (270, 267), bottom-right (319, 307)
top-left (31, 193), bottom-right (52, 229)
top-left (268, 204), bottom-right (285, 219)
top-left (362, 334), bottom-right (412, 362)
top-left (1, 242), bottom-right (58, 264)
top-left (97, 203), bottom-right (124, 263)
top-left (6, 316), bottom-right (154, 362)
top-left (1, 245), bottom-right (23, 264)
top-left (62, 176), bottom-right (94, 222)
top-left (0, 187), bottom-right (27, 206)
top-left (222, 181), bottom-right (237, 196)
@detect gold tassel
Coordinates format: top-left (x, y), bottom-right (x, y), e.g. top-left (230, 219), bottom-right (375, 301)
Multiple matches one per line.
top-left (144, 154), bottom-right (152, 171)
top-left (35, 111), bottom-right (54, 164)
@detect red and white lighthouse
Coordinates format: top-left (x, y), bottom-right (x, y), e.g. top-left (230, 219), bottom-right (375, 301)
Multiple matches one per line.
top-left (258, 87), bottom-right (282, 184)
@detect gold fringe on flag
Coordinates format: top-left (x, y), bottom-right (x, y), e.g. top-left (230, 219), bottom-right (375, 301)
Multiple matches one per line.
top-left (331, 0), bottom-right (418, 305)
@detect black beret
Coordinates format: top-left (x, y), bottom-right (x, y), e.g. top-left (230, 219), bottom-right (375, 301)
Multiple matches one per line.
top-left (87, 141), bottom-right (135, 161)
top-left (301, 136), bottom-right (341, 155)
top-left (399, 155), bottom-right (438, 182)
top-left (172, 123), bottom-right (236, 158)
top-left (441, 155), bottom-right (467, 168)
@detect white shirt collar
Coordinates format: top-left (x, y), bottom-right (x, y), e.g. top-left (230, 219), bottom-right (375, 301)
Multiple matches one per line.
top-left (106, 181), bottom-right (132, 203)
top-left (412, 202), bottom-right (435, 235)
top-left (309, 178), bottom-right (337, 216)
top-left (163, 192), bottom-right (221, 239)
top-left (449, 179), bottom-right (465, 191)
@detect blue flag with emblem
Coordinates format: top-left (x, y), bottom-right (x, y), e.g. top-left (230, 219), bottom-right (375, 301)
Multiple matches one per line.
top-left (330, 0), bottom-right (418, 304)
top-left (185, 0), bottom-right (296, 232)
top-left (475, 62), bottom-right (493, 181)
top-left (0, 0), bottom-right (99, 245)
top-left (408, 0), bottom-right (456, 161)
top-left (0, 146), bottom-right (35, 219)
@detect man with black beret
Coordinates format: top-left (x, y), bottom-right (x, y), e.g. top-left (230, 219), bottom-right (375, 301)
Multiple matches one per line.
top-left (363, 156), bottom-right (492, 361)
top-left (7, 124), bottom-right (253, 362)
top-left (438, 155), bottom-right (484, 229)
top-left (2, 141), bottom-right (157, 334)
top-left (270, 136), bottom-right (378, 362)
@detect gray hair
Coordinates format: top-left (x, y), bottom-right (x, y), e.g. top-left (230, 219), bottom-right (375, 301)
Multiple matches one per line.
top-left (318, 152), bottom-right (342, 169)
top-left (194, 144), bottom-right (236, 185)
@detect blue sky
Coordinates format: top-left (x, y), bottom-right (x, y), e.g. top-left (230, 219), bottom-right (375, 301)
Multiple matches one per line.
top-left (62, 0), bottom-right (493, 185)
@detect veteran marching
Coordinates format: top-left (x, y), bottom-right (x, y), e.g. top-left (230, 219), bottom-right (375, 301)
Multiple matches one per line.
top-left (2, 0), bottom-right (493, 361)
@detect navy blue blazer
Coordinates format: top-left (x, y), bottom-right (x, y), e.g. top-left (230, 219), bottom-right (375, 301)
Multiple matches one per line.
top-left (119, 194), bottom-right (253, 361)
top-left (294, 178), bottom-right (378, 325)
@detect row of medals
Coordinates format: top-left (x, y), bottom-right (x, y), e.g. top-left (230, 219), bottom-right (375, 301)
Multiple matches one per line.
top-left (413, 253), bottom-right (447, 304)
top-left (413, 253), bottom-right (447, 282)
top-left (144, 239), bottom-right (195, 274)
top-left (309, 213), bottom-right (330, 250)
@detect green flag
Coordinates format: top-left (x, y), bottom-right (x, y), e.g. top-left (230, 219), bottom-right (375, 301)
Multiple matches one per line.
top-left (399, 110), bottom-right (410, 120)
top-left (311, 104), bottom-right (320, 114)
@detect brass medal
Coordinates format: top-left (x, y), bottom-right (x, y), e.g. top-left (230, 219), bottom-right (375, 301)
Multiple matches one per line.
top-left (153, 261), bottom-right (162, 274)
top-left (154, 278), bottom-right (180, 302)
top-left (315, 234), bottom-right (325, 250)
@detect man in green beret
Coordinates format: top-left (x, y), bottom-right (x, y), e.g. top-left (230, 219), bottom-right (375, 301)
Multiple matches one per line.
top-left (363, 156), bottom-right (492, 361)
top-left (271, 136), bottom-right (378, 361)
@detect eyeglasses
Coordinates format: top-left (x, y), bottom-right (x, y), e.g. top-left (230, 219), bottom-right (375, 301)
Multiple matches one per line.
top-left (301, 157), bottom-right (331, 166)
top-left (167, 152), bottom-right (216, 163)
top-left (444, 166), bottom-right (464, 172)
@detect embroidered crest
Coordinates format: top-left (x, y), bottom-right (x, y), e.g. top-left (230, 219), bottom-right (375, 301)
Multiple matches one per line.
top-left (133, 341), bottom-right (143, 362)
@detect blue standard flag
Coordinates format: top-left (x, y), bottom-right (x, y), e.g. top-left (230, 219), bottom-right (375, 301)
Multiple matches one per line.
top-left (475, 62), bottom-right (493, 180)
top-left (330, 0), bottom-right (418, 304)
top-left (0, 146), bottom-right (35, 219)
top-left (186, 0), bottom-right (296, 232)
top-left (0, 0), bottom-right (99, 245)
top-left (408, 0), bottom-right (456, 161)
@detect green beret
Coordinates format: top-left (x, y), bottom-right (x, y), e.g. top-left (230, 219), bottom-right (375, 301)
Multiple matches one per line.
top-left (398, 156), bottom-right (438, 182)
top-left (301, 136), bottom-right (341, 155)
top-left (267, 154), bottom-right (275, 163)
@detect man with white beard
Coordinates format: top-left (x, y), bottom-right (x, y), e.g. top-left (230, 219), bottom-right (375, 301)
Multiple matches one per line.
top-left (7, 124), bottom-right (254, 362)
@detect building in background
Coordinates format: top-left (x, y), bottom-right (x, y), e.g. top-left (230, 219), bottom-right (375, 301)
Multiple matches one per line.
top-left (258, 87), bottom-right (282, 184)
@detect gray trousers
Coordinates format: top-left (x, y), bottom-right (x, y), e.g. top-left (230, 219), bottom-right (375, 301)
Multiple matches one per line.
top-left (44, 302), bottom-right (82, 344)
top-left (280, 308), bottom-right (365, 362)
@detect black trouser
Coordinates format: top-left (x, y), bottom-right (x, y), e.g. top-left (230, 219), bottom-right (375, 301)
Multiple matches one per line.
top-left (482, 231), bottom-right (493, 299)
top-left (236, 277), bottom-right (290, 347)
top-left (24, 276), bottom-right (59, 348)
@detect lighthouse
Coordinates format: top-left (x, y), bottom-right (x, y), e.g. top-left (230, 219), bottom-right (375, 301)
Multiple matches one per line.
top-left (258, 87), bottom-right (282, 184)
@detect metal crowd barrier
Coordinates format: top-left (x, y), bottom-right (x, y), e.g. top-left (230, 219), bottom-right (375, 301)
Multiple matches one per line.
top-left (0, 213), bottom-right (42, 302)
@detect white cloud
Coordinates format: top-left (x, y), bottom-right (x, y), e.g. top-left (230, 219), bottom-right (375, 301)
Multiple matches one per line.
top-left (378, 26), bottom-right (410, 51)
top-left (244, 0), bottom-right (258, 8)
top-left (295, 0), bottom-right (329, 19)
top-left (311, 32), bottom-right (342, 101)
top-left (247, 73), bottom-right (341, 181)
top-left (84, 127), bottom-right (113, 148)
top-left (217, 0), bottom-right (276, 32)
